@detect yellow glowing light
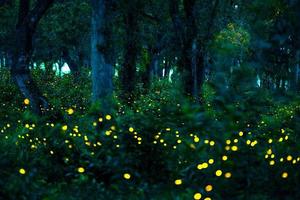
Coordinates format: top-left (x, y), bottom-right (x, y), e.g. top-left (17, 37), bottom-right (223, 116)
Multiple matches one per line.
top-left (202, 163), bottom-right (208, 169)
top-left (19, 168), bottom-right (26, 175)
top-left (225, 172), bottom-right (232, 178)
top-left (62, 125), bottom-right (68, 131)
top-left (129, 127), bottom-right (134, 132)
top-left (285, 135), bottom-right (288, 140)
top-left (175, 179), bottom-right (182, 185)
top-left (24, 98), bottom-right (30, 105)
top-left (105, 115), bottom-right (112, 120)
top-left (205, 184), bottom-right (213, 192)
top-left (268, 139), bottom-right (273, 143)
top-left (281, 172), bottom-right (288, 178)
top-left (67, 108), bottom-right (74, 115)
top-left (231, 146), bottom-right (238, 151)
top-left (194, 137), bottom-right (200, 143)
top-left (78, 167), bottom-right (85, 173)
top-left (250, 140), bottom-right (257, 147)
top-left (194, 193), bottom-right (202, 200)
top-left (123, 173), bottom-right (131, 179)
top-left (215, 170), bottom-right (222, 176)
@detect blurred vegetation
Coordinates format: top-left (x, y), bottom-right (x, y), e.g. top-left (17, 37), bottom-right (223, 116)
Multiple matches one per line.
top-left (0, 68), bottom-right (299, 199)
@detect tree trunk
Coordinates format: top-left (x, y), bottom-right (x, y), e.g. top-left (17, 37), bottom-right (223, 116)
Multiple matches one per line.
top-left (120, 4), bottom-right (139, 101)
top-left (11, 0), bottom-right (53, 115)
top-left (296, 64), bottom-right (300, 91)
top-left (170, 0), bottom-right (218, 98)
top-left (291, 64), bottom-right (300, 91)
top-left (62, 47), bottom-right (80, 77)
top-left (164, 59), bottom-right (171, 78)
top-left (5, 52), bottom-right (11, 69)
top-left (91, 0), bottom-right (114, 112)
top-left (170, 0), bottom-right (204, 97)
top-left (149, 48), bottom-right (160, 79)
top-left (191, 40), bottom-right (206, 97)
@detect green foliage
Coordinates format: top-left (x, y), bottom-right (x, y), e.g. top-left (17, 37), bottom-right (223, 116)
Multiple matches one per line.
top-left (212, 23), bottom-right (251, 58)
top-left (0, 72), bottom-right (300, 199)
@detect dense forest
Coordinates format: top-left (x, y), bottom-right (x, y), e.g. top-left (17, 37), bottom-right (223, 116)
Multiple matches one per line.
top-left (0, 0), bottom-right (299, 199)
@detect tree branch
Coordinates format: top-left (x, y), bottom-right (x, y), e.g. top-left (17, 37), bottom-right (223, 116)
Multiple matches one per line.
top-left (27, 0), bottom-right (55, 30)
top-left (169, 0), bottom-right (185, 47)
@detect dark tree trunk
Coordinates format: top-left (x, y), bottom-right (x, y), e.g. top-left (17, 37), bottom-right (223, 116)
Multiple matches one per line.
top-left (142, 50), bottom-right (152, 89)
top-left (91, 0), bottom-right (114, 112)
top-left (57, 58), bottom-right (63, 76)
top-left (142, 45), bottom-right (162, 89)
top-left (78, 50), bottom-right (85, 68)
top-left (62, 47), bottom-right (80, 77)
top-left (11, 0), bottom-right (54, 115)
top-left (120, 4), bottom-right (139, 101)
top-left (149, 47), bottom-right (160, 79)
top-left (169, 0), bottom-right (188, 92)
top-left (142, 63), bottom-right (151, 89)
top-left (170, 0), bottom-right (201, 96)
top-left (170, 0), bottom-right (218, 98)
top-left (0, 51), bottom-right (4, 68)
top-left (296, 64), bottom-right (300, 91)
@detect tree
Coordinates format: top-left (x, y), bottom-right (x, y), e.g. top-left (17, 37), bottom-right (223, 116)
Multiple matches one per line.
top-left (35, 0), bottom-right (91, 77)
top-left (0, 0), bottom-right (18, 70)
top-left (91, 0), bottom-right (114, 112)
top-left (169, 0), bottom-right (220, 98)
top-left (11, 0), bottom-right (54, 115)
top-left (119, 0), bottom-right (142, 102)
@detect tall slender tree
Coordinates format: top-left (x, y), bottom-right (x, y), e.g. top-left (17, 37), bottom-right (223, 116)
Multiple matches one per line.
top-left (169, 0), bottom-right (220, 98)
top-left (120, 0), bottom-right (140, 102)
